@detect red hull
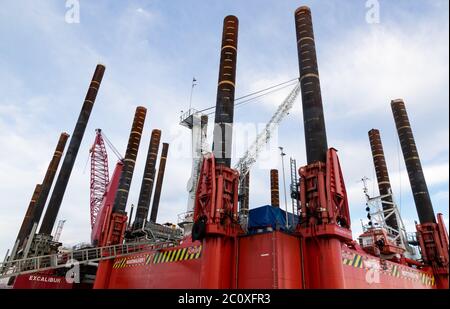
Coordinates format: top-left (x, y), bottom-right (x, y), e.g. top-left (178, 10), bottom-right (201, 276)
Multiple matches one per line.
top-left (103, 238), bottom-right (203, 289)
top-left (340, 249), bottom-right (435, 288)
top-left (13, 270), bottom-right (92, 289)
top-left (99, 231), bottom-right (436, 289)
top-left (14, 274), bottom-right (73, 289)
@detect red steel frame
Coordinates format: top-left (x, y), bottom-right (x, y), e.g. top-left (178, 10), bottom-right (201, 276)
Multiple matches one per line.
top-left (89, 130), bottom-right (109, 230)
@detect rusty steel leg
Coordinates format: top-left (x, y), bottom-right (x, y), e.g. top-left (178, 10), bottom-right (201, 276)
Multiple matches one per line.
top-left (212, 15), bottom-right (239, 167)
top-left (113, 106), bottom-right (147, 214)
top-left (149, 142), bottom-right (169, 223)
top-left (270, 169), bottom-right (280, 208)
top-left (295, 6), bottom-right (328, 164)
top-left (368, 129), bottom-right (399, 231)
top-left (391, 99), bottom-right (435, 224)
top-left (40, 65), bottom-right (105, 235)
top-left (133, 129), bottom-right (161, 229)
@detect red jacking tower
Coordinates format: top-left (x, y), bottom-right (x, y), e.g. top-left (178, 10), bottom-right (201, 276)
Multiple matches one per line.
top-left (391, 99), bottom-right (449, 288)
top-left (294, 6), bottom-right (352, 288)
top-left (191, 15), bottom-right (241, 288)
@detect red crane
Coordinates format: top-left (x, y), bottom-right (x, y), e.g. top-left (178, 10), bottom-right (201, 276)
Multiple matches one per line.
top-left (89, 129), bottom-right (109, 229)
top-left (89, 129), bottom-right (124, 245)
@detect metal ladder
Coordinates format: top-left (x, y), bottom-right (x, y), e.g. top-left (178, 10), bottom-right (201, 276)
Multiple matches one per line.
top-left (0, 240), bottom-right (178, 279)
top-left (289, 158), bottom-right (300, 216)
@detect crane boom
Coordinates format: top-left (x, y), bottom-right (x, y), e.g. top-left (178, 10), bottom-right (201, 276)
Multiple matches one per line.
top-left (234, 81), bottom-right (300, 189)
top-left (53, 220), bottom-right (66, 242)
top-left (89, 129), bottom-right (124, 245)
top-left (89, 129), bottom-right (110, 229)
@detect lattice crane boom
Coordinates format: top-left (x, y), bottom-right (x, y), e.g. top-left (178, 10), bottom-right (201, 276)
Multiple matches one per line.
top-left (53, 220), bottom-right (66, 242)
top-left (234, 81), bottom-right (300, 184)
top-left (89, 129), bottom-right (110, 229)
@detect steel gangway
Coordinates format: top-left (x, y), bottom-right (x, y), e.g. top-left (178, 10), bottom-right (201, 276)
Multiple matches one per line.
top-left (0, 239), bottom-right (178, 279)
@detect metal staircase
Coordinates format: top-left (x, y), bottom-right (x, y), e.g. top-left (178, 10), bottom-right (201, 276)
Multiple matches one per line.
top-left (289, 157), bottom-right (300, 216)
top-left (0, 240), bottom-right (178, 279)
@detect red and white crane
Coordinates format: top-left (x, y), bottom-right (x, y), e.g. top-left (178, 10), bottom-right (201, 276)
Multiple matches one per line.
top-left (89, 129), bottom-right (110, 229)
top-left (89, 129), bottom-right (124, 245)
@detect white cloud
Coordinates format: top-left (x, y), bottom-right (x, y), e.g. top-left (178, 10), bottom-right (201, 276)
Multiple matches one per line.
top-left (432, 190), bottom-right (449, 202)
top-left (388, 162), bottom-right (449, 193)
top-left (320, 18), bottom-right (449, 119)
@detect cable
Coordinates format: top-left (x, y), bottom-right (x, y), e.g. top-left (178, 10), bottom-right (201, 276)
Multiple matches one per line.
top-left (205, 81), bottom-right (299, 116)
top-left (82, 152), bottom-right (90, 175)
top-left (102, 132), bottom-right (124, 160)
top-left (235, 81), bottom-right (299, 109)
top-left (234, 78), bottom-right (299, 102)
top-left (396, 136), bottom-right (402, 214)
top-left (372, 164), bottom-right (375, 198)
top-left (197, 77), bottom-right (299, 113)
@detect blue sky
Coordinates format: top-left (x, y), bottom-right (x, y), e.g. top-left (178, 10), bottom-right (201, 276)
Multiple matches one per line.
top-left (0, 0), bottom-right (448, 257)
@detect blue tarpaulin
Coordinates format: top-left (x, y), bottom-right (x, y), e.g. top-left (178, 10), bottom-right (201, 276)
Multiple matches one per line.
top-left (247, 205), bottom-right (298, 232)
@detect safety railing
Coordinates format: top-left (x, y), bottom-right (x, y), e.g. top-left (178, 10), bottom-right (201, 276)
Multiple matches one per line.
top-left (0, 239), bottom-right (179, 279)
